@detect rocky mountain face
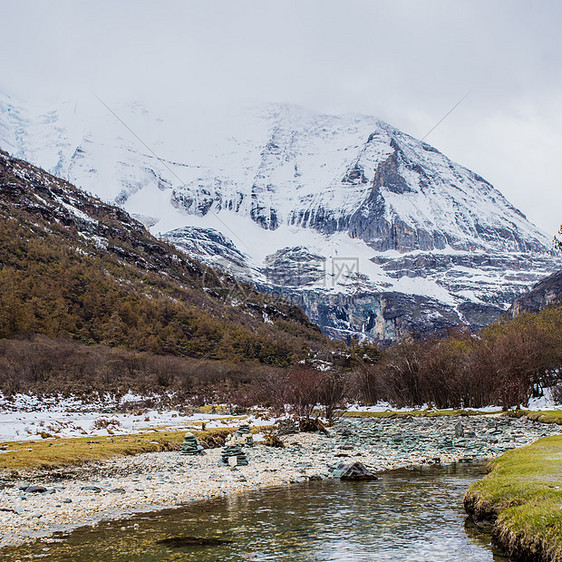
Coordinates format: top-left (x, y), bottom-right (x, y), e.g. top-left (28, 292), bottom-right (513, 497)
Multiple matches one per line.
top-left (1, 94), bottom-right (560, 343)
top-left (508, 269), bottom-right (562, 317)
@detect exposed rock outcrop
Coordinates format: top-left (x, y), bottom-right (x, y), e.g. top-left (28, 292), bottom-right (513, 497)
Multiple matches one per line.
top-left (508, 269), bottom-right (562, 316)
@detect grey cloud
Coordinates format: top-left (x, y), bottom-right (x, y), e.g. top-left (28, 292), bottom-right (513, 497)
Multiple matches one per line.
top-left (1, 0), bottom-right (560, 234)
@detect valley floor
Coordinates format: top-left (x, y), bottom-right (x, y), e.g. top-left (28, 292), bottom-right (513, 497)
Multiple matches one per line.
top-left (0, 414), bottom-right (559, 551)
top-left (0, 393), bottom-right (272, 443)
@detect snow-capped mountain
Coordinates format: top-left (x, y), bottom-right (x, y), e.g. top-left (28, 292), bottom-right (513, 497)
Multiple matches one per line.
top-left (0, 92), bottom-right (559, 342)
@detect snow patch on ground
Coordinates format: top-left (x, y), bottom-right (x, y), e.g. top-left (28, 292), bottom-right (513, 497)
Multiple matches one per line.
top-left (526, 387), bottom-right (562, 411)
top-left (0, 394), bottom-right (272, 443)
top-left (1, 390), bottom-right (561, 444)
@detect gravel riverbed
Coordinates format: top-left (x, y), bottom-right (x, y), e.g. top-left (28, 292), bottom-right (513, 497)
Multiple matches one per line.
top-left (0, 414), bottom-right (559, 549)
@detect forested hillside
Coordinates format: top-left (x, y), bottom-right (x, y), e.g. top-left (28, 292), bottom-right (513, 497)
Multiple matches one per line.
top-left (0, 149), bottom-right (335, 368)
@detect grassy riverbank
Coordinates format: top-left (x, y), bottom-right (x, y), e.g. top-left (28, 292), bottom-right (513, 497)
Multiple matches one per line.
top-left (0, 428), bottom-right (234, 472)
top-left (523, 410), bottom-right (562, 425)
top-left (346, 408), bottom-right (562, 424)
top-left (464, 435), bottom-right (562, 561)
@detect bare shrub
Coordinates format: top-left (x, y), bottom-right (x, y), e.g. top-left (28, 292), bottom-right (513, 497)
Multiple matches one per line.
top-left (92, 417), bottom-right (121, 430)
top-left (317, 370), bottom-right (348, 421)
top-left (283, 364), bottom-right (324, 418)
top-left (551, 383), bottom-right (562, 404)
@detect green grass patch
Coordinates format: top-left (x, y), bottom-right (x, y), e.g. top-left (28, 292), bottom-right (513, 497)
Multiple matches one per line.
top-left (465, 435), bottom-right (562, 560)
top-left (0, 428), bottom-right (234, 472)
top-left (344, 408), bottom-right (501, 418)
top-left (196, 405), bottom-right (234, 415)
top-left (524, 410), bottom-right (562, 425)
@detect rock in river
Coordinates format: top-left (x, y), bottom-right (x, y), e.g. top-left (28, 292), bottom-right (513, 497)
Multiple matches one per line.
top-left (329, 462), bottom-right (377, 481)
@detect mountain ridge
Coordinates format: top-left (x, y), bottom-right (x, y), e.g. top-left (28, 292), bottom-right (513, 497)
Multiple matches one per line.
top-left (1, 93), bottom-right (559, 342)
top-left (0, 147), bottom-right (332, 363)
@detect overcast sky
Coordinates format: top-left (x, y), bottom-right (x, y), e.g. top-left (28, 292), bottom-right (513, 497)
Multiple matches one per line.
top-left (1, 0), bottom-right (561, 236)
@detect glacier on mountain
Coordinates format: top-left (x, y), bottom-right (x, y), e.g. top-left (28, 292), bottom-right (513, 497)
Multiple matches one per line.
top-left (0, 92), bottom-right (559, 342)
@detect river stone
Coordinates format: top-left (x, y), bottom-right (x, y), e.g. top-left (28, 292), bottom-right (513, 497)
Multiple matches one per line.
top-left (82, 486), bottom-right (102, 493)
top-left (24, 485), bottom-right (47, 494)
top-left (157, 536), bottom-right (232, 547)
top-left (220, 444), bottom-right (248, 466)
top-left (329, 462), bottom-right (377, 481)
top-left (180, 433), bottom-right (204, 456)
top-left (228, 424), bottom-right (254, 447)
top-left (455, 421), bottom-right (464, 438)
top-left (237, 424), bottom-right (251, 435)
top-left (339, 427), bottom-right (355, 438)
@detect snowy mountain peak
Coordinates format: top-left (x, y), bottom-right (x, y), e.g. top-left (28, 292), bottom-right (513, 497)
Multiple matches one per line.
top-left (0, 93), bottom-right (559, 342)
top-left (0, 93), bottom-right (549, 252)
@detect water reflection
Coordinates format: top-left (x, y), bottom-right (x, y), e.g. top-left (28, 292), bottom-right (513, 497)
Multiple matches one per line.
top-left (2, 463), bottom-right (505, 561)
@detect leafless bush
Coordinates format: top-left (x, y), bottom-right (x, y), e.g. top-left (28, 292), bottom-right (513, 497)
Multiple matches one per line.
top-left (0, 335), bottom-right (283, 404)
top-left (551, 383), bottom-right (562, 404)
top-left (92, 417), bottom-right (121, 430)
top-left (354, 309), bottom-right (562, 409)
top-left (283, 364), bottom-right (324, 418)
top-left (317, 370), bottom-right (348, 421)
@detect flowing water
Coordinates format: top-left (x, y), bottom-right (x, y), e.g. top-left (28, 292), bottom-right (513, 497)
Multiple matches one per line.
top-left (2, 462), bottom-right (505, 561)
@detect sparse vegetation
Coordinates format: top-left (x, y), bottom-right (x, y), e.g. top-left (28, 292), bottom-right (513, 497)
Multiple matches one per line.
top-left (554, 225), bottom-right (562, 251)
top-left (355, 306), bottom-right (562, 409)
top-left (0, 335), bottom-right (284, 401)
top-left (255, 363), bottom-right (349, 422)
top-left (521, 410), bottom-right (562, 425)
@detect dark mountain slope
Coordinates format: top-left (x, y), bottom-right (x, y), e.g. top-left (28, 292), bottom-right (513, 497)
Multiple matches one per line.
top-left (0, 149), bottom-right (333, 366)
top-left (508, 269), bottom-right (562, 317)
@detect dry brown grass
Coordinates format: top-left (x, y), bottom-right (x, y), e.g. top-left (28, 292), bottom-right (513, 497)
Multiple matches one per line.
top-left (0, 427), bottom-right (234, 472)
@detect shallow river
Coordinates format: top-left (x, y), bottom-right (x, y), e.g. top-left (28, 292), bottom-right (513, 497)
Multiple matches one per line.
top-left (3, 462), bottom-right (505, 561)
